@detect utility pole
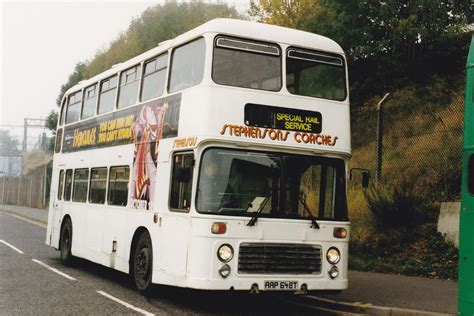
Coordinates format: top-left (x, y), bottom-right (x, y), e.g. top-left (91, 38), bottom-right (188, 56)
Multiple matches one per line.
top-left (22, 118), bottom-right (47, 152)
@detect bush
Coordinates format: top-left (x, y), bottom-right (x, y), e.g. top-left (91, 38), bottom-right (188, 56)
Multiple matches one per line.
top-left (364, 180), bottom-right (432, 230)
top-left (349, 222), bottom-right (458, 280)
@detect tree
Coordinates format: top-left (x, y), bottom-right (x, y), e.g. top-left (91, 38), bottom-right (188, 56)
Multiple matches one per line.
top-left (45, 110), bottom-right (58, 134)
top-left (249, 0), bottom-right (473, 103)
top-left (0, 130), bottom-right (20, 155)
top-left (45, 110), bottom-right (58, 152)
top-left (56, 62), bottom-right (86, 106)
top-left (58, 1), bottom-right (241, 97)
top-left (248, 0), bottom-right (320, 29)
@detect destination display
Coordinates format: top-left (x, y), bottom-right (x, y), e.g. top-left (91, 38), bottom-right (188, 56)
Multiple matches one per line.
top-left (244, 104), bottom-right (322, 133)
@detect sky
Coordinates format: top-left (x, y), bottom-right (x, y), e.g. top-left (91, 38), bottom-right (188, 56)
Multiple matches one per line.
top-left (0, 0), bottom-right (249, 147)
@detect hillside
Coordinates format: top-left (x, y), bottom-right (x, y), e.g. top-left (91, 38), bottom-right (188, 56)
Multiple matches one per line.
top-left (348, 76), bottom-right (464, 279)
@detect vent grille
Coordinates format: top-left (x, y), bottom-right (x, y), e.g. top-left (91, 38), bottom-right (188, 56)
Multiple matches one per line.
top-left (238, 243), bottom-right (322, 275)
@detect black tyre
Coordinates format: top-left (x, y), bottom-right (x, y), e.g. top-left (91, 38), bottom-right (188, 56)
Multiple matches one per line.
top-left (60, 218), bottom-right (74, 266)
top-left (131, 231), bottom-right (153, 294)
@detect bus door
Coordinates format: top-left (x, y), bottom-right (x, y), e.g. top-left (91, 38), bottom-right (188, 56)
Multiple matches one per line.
top-left (158, 153), bottom-right (194, 277)
top-left (50, 169), bottom-right (66, 246)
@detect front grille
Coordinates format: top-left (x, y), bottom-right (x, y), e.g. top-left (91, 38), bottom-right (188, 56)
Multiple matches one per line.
top-left (238, 243), bottom-right (322, 274)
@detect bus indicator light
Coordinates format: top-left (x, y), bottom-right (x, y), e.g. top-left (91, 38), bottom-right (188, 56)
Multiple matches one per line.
top-left (211, 222), bottom-right (227, 234)
top-left (333, 227), bottom-right (347, 238)
top-left (218, 264), bottom-right (231, 278)
top-left (153, 213), bottom-right (158, 224)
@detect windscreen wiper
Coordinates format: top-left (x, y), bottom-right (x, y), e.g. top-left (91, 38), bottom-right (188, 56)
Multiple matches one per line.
top-left (246, 190), bottom-right (272, 227)
top-left (298, 192), bottom-right (320, 229)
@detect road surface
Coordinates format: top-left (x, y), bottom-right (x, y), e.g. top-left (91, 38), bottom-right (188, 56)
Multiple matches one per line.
top-left (0, 212), bottom-right (351, 315)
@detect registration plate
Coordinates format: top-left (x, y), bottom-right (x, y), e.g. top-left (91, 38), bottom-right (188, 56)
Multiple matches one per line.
top-left (264, 280), bottom-right (299, 291)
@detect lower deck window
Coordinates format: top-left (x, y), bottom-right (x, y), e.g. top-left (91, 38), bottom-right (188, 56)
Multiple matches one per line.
top-left (90, 168), bottom-right (107, 204)
top-left (73, 169), bottom-right (89, 202)
top-left (108, 166), bottom-right (130, 206)
top-left (57, 170), bottom-right (64, 200)
top-left (64, 169), bottom-right (73, 201)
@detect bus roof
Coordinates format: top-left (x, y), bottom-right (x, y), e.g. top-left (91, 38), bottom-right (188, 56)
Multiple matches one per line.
top-left (64, 18), bottom-right (345, 97)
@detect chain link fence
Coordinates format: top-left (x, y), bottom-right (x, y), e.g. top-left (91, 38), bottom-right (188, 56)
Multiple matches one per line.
top-left (350, 83), bottom-right (464, 201)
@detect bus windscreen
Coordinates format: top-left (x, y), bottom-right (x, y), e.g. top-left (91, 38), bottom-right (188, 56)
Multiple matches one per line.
top-left (196, 148), bottom-right (348, 221)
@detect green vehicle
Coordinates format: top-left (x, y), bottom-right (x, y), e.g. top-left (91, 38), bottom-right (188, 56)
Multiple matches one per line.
top-left (459, 34), bottom-right (474, 314)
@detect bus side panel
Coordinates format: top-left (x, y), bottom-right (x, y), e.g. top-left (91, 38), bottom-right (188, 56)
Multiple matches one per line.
top-left (459, 37), bottom-right (474, 315)
top-left (460, 150), bottom-right (474, 313)
top-left (84, 205), bottom-right (104, 254)
top-left (101, 207), bottom-right (126, 266)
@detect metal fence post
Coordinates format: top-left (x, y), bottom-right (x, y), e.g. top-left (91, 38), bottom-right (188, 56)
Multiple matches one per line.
top-left (17, 177), bottom-right (21, 205)
top-left (43, 164), bottom-right (48, 208)
top-left (28, 178), bottom-right (33, 207)
top-left (375, 93), bottom-right (390, 182)
top-left (41, 175), bottom-right (45, 208)
top-left (1, 177), bottom-right (5, 205)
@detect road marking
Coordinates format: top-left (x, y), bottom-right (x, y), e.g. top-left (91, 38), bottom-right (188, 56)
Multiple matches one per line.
top-left (97, 290), bottom-right (155, 316)
top-left (0, 210), bottom-right (47, 228)
top-left (0, 239), bottom-right (25, 254)
top-left (32, 259), bottom-right (77, 281)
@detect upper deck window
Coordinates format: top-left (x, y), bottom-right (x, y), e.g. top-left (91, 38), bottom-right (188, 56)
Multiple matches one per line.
top-left (59, 98), bottom-right (66, 126)
top-left (212, 36), bottom-right (281, 92)
top-left (118, 65), bottom-right (140, 109)
top-left (169, 38), bottom-right (205, 93)
top-left (98, 75), bottom-right (118, 114)
top-left (82, 84), bottom-right (97, 119)
top-left (65, 91), bottom-right (82, 124)
top-left (286, 48), bottom-right (346, 101)
top-left (141, 53), bottom-right (168, 101)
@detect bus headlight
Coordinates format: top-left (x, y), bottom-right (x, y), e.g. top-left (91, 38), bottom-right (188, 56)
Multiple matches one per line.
top-left (217, 244), bottom-right (234, 262)
top-left (328, 265), bottom-right (339, 279)
top-left (219, 264), bottom-right (231, 278)
top-left (326, 247), bottom-right (340, 264)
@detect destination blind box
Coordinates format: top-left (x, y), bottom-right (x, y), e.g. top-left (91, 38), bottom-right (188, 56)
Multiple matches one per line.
top-left (244, 104), bottom-right (322, 133)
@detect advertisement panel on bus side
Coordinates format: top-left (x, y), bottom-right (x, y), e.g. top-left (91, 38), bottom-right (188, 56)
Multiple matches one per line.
top-left (62, 93), bottom-right (181, 153)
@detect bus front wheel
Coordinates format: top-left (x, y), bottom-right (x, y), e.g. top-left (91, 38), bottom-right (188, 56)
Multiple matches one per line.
top-left (60, 218), bottom-right (74, 266)
top-left (131, 231), bottom-right (153, 294)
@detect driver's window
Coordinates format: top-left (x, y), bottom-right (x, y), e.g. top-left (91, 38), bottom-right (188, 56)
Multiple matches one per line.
top-left (170, 153), bottom-right (194, 212)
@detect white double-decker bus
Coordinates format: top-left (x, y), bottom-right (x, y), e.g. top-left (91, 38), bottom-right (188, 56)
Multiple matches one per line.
top-left (47, 19), bottom-right (353, 294)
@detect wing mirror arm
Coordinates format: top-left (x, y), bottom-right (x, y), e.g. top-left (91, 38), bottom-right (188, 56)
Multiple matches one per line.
top-left (349, 168), bottom-right (371, 188)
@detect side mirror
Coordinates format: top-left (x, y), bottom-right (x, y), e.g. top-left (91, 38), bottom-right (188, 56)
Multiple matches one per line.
top-left (361, 171), bottom-right (370, 188)
top-left (176, 167), bottom-right (191, 183)
top-left (349, 168), bottom-right (371, 188)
